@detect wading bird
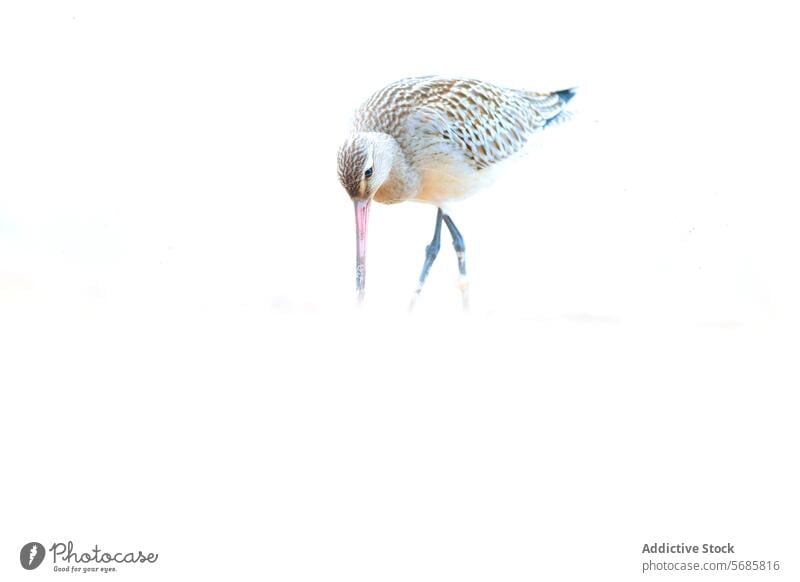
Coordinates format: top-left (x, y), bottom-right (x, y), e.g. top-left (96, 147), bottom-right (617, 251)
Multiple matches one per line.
top-left (337, 76), bottom-right (575, 308)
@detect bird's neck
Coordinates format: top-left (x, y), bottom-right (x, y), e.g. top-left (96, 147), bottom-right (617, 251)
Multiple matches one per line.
top-left (371, 133), bottom-right (421, 203)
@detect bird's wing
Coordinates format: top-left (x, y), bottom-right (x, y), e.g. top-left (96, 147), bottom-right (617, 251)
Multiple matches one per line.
top-left (408, 78), bottom-right (569, 170)
top-left (355, 77), bottom-right (574, 170)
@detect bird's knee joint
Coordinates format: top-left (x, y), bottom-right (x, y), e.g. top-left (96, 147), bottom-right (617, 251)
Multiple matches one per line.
top-left (425, 242), bottom-right (440, 258)
top-left (453, 241), bottom-right (466, 254)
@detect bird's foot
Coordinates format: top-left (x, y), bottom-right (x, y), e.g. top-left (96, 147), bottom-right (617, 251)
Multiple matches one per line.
top-left (458, 276), bottom-right (469, 311)
top-left (408, 285), bottom-right (423, 312)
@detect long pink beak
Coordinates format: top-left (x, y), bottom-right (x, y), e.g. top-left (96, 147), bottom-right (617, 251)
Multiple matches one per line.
top-left (354, 198), bottom-right (371, 303)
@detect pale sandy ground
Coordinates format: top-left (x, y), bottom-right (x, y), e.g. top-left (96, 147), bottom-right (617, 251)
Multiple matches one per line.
top-left (2, 303), bottom-right (798, 580)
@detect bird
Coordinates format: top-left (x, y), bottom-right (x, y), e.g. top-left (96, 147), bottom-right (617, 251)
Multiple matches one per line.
top-left (336, 76), bottom-right (576, 309)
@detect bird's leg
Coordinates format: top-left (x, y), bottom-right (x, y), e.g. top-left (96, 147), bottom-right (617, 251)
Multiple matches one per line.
top-left (409, 208), bottom-right (443, 310)
top-left (442, 214), bottom-right (469, 311)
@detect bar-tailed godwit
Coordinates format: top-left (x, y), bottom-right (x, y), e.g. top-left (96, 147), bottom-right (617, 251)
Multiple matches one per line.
top-left (337, 76), bottom-right (576, 308)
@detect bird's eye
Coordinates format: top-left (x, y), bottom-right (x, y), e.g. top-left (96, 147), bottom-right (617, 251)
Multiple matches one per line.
top-left (364, 167), bottom-right (373, 178)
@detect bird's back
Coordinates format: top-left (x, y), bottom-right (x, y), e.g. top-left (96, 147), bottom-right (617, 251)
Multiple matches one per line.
top-left (354, 76), bottom-right (575, 171)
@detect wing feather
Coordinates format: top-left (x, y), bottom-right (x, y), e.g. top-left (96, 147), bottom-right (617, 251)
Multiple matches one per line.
top-left (354, 77), bottom-right (574, 170)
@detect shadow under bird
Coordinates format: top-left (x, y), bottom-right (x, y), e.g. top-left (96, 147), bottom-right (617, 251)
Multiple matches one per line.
top-left (337, 76), bottom-right (576, 308)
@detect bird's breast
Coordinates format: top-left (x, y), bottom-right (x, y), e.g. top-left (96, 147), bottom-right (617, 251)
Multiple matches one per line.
top-left (413, 160), bottom-right (495, 205)
top-left (372, 144), bottom-right (497, 205)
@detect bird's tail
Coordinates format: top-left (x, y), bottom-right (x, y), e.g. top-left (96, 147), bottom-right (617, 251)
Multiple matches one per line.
top-left (554, 88), bottom-right (577, 105)
top-left (525, 87), bottom-right (577, 127)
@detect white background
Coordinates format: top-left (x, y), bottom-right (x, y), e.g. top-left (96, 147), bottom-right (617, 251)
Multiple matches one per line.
top-left (1, 1), bottom-right (798, 580)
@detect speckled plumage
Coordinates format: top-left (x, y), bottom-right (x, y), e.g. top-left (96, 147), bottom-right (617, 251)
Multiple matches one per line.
top-left (357, 76), bottom-right (568, 169)
top-left (337, 76), bottom-right (574, 206)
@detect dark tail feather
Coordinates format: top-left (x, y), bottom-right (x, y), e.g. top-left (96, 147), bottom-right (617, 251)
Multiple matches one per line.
top-left (544, 88), bottom-right (577, 127)
top-left (555, 87), bottom-right (577, 105)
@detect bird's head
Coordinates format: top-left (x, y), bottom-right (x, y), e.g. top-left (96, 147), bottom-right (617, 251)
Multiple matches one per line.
top-left (336, 132), bottom-right (393, 201)
top-left (336, 132), bottom-right (394, 303)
